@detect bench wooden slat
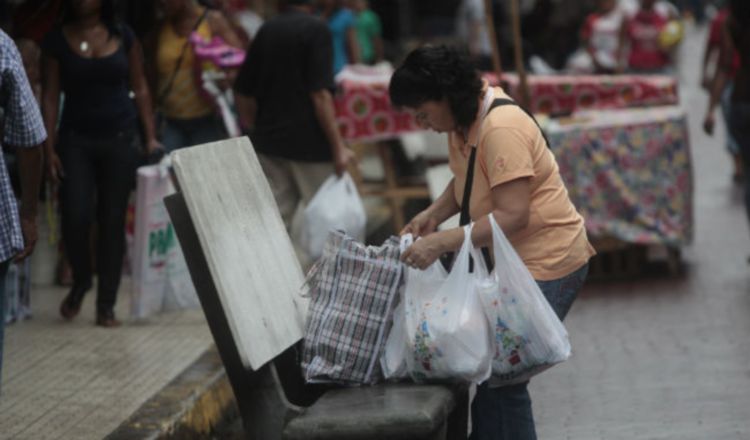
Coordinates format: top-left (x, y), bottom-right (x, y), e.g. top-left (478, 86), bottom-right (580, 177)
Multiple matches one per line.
top-left (171, 137), bottom-right (308, 370)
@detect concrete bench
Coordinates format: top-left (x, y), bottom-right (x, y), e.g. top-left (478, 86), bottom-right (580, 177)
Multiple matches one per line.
top-left (164, 137), bottom-right (468, 439)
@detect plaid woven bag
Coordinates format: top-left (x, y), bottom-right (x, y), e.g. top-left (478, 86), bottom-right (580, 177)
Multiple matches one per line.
top-left (301, 231), bottom-right (403, 385)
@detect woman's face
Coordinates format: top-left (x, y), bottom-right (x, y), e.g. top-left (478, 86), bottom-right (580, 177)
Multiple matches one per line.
top-left (408, 100), bottom-right (456, 133)
top-left (70, 0), bottom-right (101, 17)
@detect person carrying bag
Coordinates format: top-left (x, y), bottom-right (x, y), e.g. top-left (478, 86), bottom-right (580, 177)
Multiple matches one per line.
top-left (389, 45), bottom-right (594, 440)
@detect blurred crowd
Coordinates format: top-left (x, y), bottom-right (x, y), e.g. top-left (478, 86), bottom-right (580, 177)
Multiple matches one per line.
top-left (0, 0), bottom-right (740, 327)
top-left (0, 0), bottom-right (745, 366)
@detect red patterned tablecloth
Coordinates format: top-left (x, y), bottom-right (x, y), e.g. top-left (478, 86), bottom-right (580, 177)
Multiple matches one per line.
top-left (494, 73), bottom-right (679, 115)
top-left (335, 68), bottom-right (679, 142)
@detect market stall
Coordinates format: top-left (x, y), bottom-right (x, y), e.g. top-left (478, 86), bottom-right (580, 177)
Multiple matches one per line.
top-left (335, 68), bottom-right (679, 142)
top-left (547, 106), bottom-right (693, 247)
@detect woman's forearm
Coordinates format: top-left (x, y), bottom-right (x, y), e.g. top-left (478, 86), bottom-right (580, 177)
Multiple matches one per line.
top-left (428, 178), bottom-right (460, 223)
top-left (134, 84), bottom-right (157, 144)
top-left (470, 209), bottom-right (528, 248)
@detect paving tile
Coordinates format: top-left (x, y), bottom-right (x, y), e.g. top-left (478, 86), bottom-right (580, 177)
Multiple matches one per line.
top-left (0, 278), bottom-right (212, 440)
top-left (531, 24), bottom-right (750, 440)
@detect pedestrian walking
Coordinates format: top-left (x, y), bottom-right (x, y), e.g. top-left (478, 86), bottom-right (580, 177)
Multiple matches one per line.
top-left (150, 0), bottom-right (241, 152)
top-left (318, 0), bottom-right (359, 74)
top-left (704, 0), bottom-right (750, 234)
top-left (41, 0), bottom-right (161, 327)
top-left (233, 0), bottom-right (356, 265)
top-left (701, 5), bottom-right (742, 182)
top-left (0, 28), bottom-right (45, 390)
top-left (567, 0), bottom-right (623, 74)
top-left (617, 0), bottom-right (675, 73)
top-left (389, 45), bottom-right (595, 440)
top-left (350, 0), bottom-right (382, 65)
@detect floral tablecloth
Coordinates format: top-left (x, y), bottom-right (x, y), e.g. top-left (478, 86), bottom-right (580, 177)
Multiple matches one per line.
top-left (546, 106), bottom-right (693, 246)
top-left (334, 66), bottom-right (679, 142)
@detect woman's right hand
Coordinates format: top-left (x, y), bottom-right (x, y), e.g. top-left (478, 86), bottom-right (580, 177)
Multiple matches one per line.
top-left (400, 209), bottom-right (439, 238)
top-left (47, 151), bottom-right (64, 186)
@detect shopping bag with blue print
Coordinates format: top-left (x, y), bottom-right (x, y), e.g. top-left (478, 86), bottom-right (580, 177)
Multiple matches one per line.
top-left (473, 214), bottom-right (571, 386)
top-left (400, 224), bottom-right (492, 384)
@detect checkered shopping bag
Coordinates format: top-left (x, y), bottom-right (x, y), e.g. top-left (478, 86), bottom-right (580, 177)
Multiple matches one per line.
top-left (301, 231), bottom-right (403, 385)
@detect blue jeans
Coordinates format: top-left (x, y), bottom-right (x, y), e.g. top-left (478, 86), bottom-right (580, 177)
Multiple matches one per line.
top-left (729, 101), bottom-right (750, 224)
top-left (161, 114), bottom-right (225, 152)
top-left (470, 263), bottom-right (590, 440)
top-left (721, 83), bottom-right (739, 155)
top-left (0, 258), bottom-right (10, 394)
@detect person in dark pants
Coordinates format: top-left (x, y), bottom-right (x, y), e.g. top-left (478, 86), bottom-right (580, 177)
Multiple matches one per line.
top-left (390, 46), bottom-right (594, 440)
top-left (41, 0), bottom-right (161, 327)
top-left (233, 0), bottom-right (356, 267)
top-left (704, 0), bottom-right (750, 245)
top-left (0, 28), bottom-right (46, 391)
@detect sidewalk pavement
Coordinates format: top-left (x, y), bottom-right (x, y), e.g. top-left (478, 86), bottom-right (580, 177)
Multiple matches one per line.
top-left (0, 278), bottom-right (214, 440)
top-left (531, 24), bottom-right (750, 439)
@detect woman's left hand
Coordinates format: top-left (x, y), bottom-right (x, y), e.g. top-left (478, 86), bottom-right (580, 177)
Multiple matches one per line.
top-left (401, 229), bottom-right (462, 270)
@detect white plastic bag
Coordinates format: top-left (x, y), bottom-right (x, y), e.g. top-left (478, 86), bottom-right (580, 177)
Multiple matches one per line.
top-left (381, 300), bottom-right (409, 380)
top-left (474, 214), bottom-right (571, 386)
top-left (400, 225), bottom-right (492, 384)
top-left (131, 162), bottom-right (200, 319)
top-left (297, 173), bottom-right (366, 260)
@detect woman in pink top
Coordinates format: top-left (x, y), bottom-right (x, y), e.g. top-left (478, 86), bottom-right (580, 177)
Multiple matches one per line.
top-left (389, 45), bottom-right (594, 440)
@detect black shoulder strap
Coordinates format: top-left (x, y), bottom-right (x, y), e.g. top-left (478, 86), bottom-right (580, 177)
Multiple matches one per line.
top-left (486, 98), bottom-right (552, 149)
top-left (157, 8), bottom-right (210, 107)
top-left (459, 98), bottom-right (550, 270)
top-left (460, 98), bottom-right (548, 227)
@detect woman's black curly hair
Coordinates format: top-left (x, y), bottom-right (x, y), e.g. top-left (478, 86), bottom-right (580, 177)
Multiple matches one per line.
top-left (389, 45), bottom-right (483, 131)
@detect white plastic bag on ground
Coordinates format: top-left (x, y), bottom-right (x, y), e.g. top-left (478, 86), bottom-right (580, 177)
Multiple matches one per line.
top-left (474, 214), bottom-right (571, 386)
top-left (131, 162), bottom-right (200, 319)
top-left (400, 225), bottom-right (492, 384)
top-left (297, 172), bottom-right (366, 260)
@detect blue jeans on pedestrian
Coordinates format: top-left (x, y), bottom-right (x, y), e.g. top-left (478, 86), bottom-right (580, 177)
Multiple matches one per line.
top-left (729, 101), bottom-right (750, 223)
top-left (0, 258), bottom-right (10, 394)
top-left (161, 114), bottom-right (225, 152)
top-left (721, 83), bottom-right (739, 155)
top-left (469, 263), bottom-right (589, 440)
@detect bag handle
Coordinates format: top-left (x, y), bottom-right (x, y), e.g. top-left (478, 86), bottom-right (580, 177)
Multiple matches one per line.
top-left (157, 8), bottom-right (210, 107)
top-left (399, 233), bottom-right (414, 254)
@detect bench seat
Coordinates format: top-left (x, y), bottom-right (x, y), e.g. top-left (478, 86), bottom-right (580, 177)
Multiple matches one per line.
top-left (284, 384), bottom-right (455, 440)
top-left (166, 137), bottom-right (468, 439)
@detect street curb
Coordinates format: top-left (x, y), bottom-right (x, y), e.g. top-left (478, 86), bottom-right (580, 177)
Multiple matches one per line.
top-left (106, 345), bottom-right (238, 440)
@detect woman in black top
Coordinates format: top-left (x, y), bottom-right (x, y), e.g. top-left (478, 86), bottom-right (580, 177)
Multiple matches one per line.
top-left (41, 0), bottom-right (161, 327)
top-left (705, 0), bottom-right (750, 234)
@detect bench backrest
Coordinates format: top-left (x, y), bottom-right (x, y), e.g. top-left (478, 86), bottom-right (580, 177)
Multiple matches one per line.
top-left (170, 137), bottom-right (308, 370)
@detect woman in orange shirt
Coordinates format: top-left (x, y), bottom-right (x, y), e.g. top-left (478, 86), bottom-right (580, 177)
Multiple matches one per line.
top-left (390, 45), bottom-right (594, 440)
